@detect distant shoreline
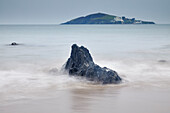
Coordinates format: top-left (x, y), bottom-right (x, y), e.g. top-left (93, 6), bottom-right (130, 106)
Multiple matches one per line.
top-left (61, 13), bottom-right (155, 25)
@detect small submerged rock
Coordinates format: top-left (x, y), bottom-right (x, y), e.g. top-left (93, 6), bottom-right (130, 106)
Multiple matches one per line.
top-left (49, 68), bottom-right (59, 75)
top-left (10, 42), bottom-right (19, 46)
top-left (158, 60), bottom-right (167, 63)
top-left (64, 44), bottom-right (122, 84)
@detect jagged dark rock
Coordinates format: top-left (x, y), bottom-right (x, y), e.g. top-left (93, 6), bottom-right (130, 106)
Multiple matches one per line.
top-left (64, 44), bottom-right (122, 84)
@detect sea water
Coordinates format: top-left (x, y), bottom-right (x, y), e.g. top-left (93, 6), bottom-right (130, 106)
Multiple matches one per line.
top-left (0, 25), bottom-right (170, 113)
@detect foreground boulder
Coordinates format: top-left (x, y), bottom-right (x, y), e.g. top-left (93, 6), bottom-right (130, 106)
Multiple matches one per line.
top-left (64, 44), bottom-right (122, 84)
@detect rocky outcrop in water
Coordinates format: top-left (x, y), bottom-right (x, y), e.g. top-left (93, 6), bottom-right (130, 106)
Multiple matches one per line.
top-left (64, 44), bottom-right (122, 84)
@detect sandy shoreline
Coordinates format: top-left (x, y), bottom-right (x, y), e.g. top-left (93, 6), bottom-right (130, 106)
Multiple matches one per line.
top-left (1, 85), bottom-right (170, 113)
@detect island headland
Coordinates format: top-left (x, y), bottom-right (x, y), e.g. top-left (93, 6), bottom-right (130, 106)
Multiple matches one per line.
top-left (61, 12), bottom-right (155, 24)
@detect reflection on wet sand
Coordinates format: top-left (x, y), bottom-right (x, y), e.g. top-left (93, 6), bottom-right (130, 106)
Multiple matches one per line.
top-left (0, 85), bottom-right (170, 113)
top-left (70, 86), bottom-right (121, 113)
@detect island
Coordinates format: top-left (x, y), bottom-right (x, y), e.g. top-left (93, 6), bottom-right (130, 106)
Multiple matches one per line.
top-left (61, 13), bottom-right (155, 24)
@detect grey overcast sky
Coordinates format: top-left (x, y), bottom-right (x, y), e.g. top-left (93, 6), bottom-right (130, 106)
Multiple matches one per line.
top-left (0, 0), bottom-right (169, 24)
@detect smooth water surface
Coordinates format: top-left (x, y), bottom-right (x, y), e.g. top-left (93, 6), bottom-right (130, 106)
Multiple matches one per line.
top-left (0, 25), bottom-right (170, 113)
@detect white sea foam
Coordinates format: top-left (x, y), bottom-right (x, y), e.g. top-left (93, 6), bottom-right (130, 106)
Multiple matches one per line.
top-left (97, 58), bottom-right (170, 87)
top-left (0, 60), bottom-right (98, 104)
top-left (0, 58), bottom-right (170, 100)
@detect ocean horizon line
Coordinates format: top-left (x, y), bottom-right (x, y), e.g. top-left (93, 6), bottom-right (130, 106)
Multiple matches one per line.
top-left (0, 23), bottom-right (170, 26)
